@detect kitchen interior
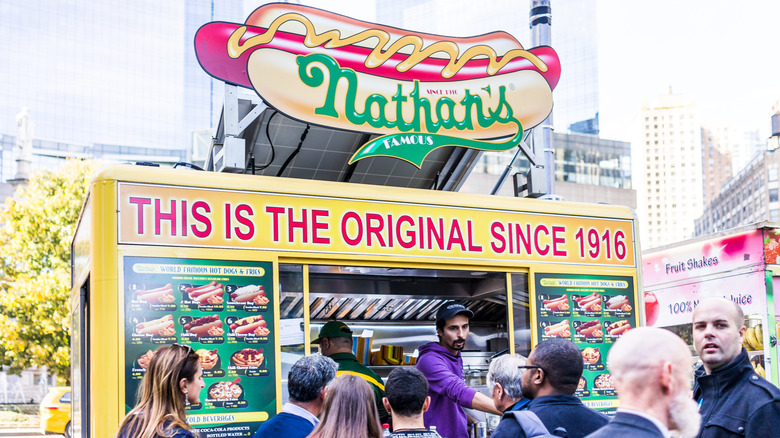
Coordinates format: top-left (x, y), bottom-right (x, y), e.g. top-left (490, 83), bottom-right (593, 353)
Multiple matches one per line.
top-left (277, 262), bottom-right (532, 431)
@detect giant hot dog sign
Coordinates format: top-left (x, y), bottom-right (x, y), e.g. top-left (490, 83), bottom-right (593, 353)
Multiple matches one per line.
top-left (195, 3), bottom-right (560, 167)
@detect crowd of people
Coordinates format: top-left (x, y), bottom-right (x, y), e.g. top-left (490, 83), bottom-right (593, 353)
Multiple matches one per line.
top-left (116, 297), bottom-right (780, 438)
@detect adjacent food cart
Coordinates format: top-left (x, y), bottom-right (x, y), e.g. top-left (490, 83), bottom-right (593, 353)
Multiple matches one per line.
top-left (70, 164), bottom-right (641, 437)
top-left (642, 223), bottom-right (780, 386)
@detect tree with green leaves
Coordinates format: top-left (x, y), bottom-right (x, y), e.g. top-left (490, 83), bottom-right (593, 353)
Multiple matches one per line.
top-left (0, 159), bottom-right (97, 383)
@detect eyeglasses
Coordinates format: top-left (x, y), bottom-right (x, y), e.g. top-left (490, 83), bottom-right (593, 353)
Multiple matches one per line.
top-left (518, 365), bottom-right (543, 372)
top-left (173, 343), bottom-right (193, 354)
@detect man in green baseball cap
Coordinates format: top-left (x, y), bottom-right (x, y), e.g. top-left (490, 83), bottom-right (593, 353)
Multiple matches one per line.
top-left (313, 320), bottom-right (389, 423)
top-left (311, 320), bottom-right (354, 344)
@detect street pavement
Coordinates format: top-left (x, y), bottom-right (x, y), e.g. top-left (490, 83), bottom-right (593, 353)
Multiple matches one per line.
top-left (0, 427), bottom-right (62, 437)
top-left (0, 435), bottom-right (61, 438)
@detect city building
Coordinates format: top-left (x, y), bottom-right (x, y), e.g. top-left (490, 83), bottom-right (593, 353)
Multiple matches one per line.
top-left (700, 127), bottom-right (733, 206)
top-left (707, 125), bottom-right (764, 177)
top-left (634, 90), bottom-right (703, 248)
top-left (0, 1), bottom-right (243, 188)
top-left (696, 111), bottom-right (780, 236)
top-left (459, 132), bottom-right (635, 208)
top-left (694, 149), bottom-right (775, 236)
top-left (768, 103), bottom-right (780, 152)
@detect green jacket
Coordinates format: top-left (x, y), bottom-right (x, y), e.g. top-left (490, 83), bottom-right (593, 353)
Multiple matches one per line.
top-left (330, 352), bottom-right (389, 423)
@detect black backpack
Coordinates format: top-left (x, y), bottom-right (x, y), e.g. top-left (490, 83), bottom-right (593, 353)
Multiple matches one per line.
top-left (506, 411), bottom-right (567, 438)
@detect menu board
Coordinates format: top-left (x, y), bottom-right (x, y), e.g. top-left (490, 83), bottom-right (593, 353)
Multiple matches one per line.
top-left (123, 256), bottom-right (276, 437)
top-left (532, 273), bottom-right (637, 414)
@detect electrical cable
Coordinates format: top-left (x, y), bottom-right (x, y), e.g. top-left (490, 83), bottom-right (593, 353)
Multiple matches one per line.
top-left (276, 123), bottom-right (310, 177)
top-left (251, 110), bottom-right (278, 172)
top-left (173, 162), bottom-right (205, 171)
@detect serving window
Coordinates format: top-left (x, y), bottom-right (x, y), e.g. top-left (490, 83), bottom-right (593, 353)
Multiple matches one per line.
top-left (276, 262), bottom-right (530, 380)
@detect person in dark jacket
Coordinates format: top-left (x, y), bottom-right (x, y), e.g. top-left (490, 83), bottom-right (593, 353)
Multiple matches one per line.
top-left (586, 327), bottom-right (701, 438)
top-left (517, 339), bottom-right (608, 438)
top-left (252, 353), bottom-right (338, 438)
top-left (416, 302), bottom-right (500, 438)
top-left (692, 297), bottom-right (780, 438)
top-left (486, 354), bottom-right (532, 438)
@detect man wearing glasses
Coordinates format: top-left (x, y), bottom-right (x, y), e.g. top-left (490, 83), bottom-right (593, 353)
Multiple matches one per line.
top-left (518, 339), bottom-right (608, 438)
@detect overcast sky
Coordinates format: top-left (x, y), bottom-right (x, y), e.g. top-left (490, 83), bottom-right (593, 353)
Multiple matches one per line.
top-left (598, 0), bottom-right (780, 141)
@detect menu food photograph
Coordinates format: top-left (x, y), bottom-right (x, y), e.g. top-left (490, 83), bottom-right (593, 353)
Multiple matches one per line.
top-left (534, 273), bottom-right (637, 415)
top-left (124, 256), bottom-right (276, 438)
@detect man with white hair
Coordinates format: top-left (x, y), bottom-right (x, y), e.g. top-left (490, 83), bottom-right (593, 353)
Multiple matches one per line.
top-left (692, 297), bottom-right (780, 437)
top-left (486, 354), bottom-right (531, 438)
top-left (586, 327), bottom-right (700, 438)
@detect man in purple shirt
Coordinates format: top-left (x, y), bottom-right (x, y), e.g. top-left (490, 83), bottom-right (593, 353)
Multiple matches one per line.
top-left (416, 302), bottom-right (500, 438)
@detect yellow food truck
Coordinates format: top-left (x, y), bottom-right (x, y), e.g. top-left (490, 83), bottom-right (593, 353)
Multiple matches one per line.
top-left (69, 4), bottom-right (642, 437)
top-left (70, 164), bottom-right (641, 437)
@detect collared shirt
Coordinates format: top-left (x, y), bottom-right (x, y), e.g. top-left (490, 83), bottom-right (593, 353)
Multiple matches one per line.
top-left (282, 402), bottom-right (319, 427)
top-left (617, 408), bottom-right (670, 438)
top-left (507, 398), bottom-right (531, 412)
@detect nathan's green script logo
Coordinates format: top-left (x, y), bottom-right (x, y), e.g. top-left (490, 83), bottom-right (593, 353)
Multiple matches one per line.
top-left (297, 53), bottom-right (523, 168)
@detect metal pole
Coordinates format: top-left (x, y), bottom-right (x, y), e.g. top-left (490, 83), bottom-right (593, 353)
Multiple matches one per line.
top-left (530, 0), bottom-right (555, 195)
top-left (491, 147), bottom-right (523, 195)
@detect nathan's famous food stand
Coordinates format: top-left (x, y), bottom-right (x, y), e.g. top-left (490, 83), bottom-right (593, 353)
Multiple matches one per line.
top-left (69, 4), bottom-right (641, 437)
top-left (642, 223), bottom-right (780, 386)
top-left (70, 165), bottom-right (641, 437)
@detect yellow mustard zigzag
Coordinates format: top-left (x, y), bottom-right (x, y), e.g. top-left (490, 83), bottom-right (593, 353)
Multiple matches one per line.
top-left (227, 12), bottom-right (548, 78)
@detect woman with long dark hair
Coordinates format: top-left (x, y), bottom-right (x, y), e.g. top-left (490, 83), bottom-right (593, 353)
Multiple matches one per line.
top-left (308, 374), bottom-right (382, 438)
top-left (116, 344), bottom-right (204, 438)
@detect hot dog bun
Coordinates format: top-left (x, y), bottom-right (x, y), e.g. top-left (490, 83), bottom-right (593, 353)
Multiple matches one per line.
top-left (196, 289), bottom-right (223, 304)
top-left (230, 315), bottom-right (264, 331)
top-left (248, 49), bottom-right (553, 138)
top-left (189, 320), bottom-right (223, 337)
top-left (185, 315), bottom-right (223, 337)
top-left (544, 320), bottom-right (570, 337)
top-left (235, 320), bottom-right (267, 335)
top-left (185, 281), bottom-right (217, 293)
top-left (196, 4), bottom-right (560, 87)
top-left (245, 4), bottom-right (526, 56)
top-left (137, 287), bottom-right (174, 304)
top-left (234, 290), bottom-right (264, 303)
top-left (190, 284), bottom-right (223, 298)
top-left (136, 315), bottom-right (175, 336)
top-left (136, 314), bottom-right (172, 330)
top-left (136, 284), bottom-right (173, 295)
top-left (194, 4), bottom-right (561, 141)
top-left (575, 320), bottom-right (601, 337)
top-left (242, 4), bottom-right (555, 80)
top-left (607, 295), bottom-right (629, 309)
top-left (606, 320), bottom-right (631, 336)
